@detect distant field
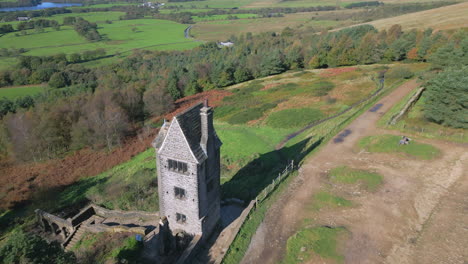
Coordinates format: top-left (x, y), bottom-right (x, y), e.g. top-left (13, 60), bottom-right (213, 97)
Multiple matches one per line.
top-left (192, 12), bottom-right (355, 41)
top-left (163, 0), bottom-right (254, 9)
top-left (193, 13), bottom-right (259, 22)
top-left (366, 1), bottom-right (468, 31)
top-left (0, 11), bottom-right (125, 28)
top-left (0, 85), bottom-right (45, 99)
top-left (244, 0), bottom-right (462, 8)
top-left (0, 18), bottom-right (199, 67)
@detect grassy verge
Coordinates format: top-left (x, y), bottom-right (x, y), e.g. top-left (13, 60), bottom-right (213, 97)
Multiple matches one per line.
top-left (358, 134), bottom-right (440, 160)
top-left (329, 166), bottom-right (383, 191)
top-left (0, 85), bottom-right (45, 99)
top-left (283, 226), bottom-right (347, 264)
top-left (378, 91), bottom-right (467, 143)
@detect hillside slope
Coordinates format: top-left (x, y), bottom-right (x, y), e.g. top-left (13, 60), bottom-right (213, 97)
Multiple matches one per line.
top-left (367, 2), bottom-right (468, 31)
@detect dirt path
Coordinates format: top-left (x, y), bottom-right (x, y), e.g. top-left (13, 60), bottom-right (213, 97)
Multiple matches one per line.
top-left (241, 79), bottom-right (467, 264)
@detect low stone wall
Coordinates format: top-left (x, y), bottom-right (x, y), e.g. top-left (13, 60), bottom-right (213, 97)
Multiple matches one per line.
top-left (213, 200), bottom-right (256, 264)
top-left (92, 205), bottom-right (159, 221)
top-left (86, 223), bottom-right (147, 235)
top-left (389, 86), bottom-right (425, 125)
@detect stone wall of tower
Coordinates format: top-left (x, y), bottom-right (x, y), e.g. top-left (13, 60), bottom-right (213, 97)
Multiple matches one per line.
top-left (158, 154), bottom-right (203, 234)
top-left (157, 120), bottom-right (202, 235)
top-left (155, 104), bottom-right (222, 238)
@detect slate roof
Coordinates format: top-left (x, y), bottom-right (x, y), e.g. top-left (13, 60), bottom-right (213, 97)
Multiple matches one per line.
top-left (176, 103), bottom-right (206, 162)
top-left (155, 102), bottom-right (222, 163)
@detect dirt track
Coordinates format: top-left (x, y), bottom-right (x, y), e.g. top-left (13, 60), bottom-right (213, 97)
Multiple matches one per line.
top-left (241, 79), bottom-right (468, 264)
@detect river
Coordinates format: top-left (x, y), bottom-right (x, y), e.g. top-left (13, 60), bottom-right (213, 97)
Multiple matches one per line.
top-left (0, 2), bottom-right (82, 12)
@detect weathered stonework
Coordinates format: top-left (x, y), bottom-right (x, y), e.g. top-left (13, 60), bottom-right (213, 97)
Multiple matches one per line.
top-left (153, 102), bottom-right (222, 238)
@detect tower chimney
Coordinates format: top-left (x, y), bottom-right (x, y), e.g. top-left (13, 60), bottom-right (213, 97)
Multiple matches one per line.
top-left (200, 100), bottom-right (213, 154)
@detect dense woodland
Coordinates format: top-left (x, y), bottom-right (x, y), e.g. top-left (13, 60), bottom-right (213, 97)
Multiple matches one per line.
top-left (0, 23), bottom-right (467, 163)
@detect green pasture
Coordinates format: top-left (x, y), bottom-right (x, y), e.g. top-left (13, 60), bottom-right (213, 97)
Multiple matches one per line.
top-left (308, 191), bottom-right (352, 211)
top-left (0, 85), bottom-right (45, 99)
top-left (358, 134), bottom-right (440, 160)
top-left (163, 0), bottom-right (255, 9)
top-left (0, 18), bottom-right (199, 67)
top-left (193, 13), bottom-right (258, 22)
top-left (329, 166), bottom-right (383, 191)
top-left (49, 11), bottom-right (125, 23)
top-left (0, 12), bottom-right (125, 28)
top-left (283, 226), bottom-right (347, 264)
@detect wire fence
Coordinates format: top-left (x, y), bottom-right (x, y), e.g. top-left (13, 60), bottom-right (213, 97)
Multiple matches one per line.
top-left (255, 160), bottom-right (295, 204)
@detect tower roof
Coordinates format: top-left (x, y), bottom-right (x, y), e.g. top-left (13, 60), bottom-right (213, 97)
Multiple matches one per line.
top-left (154, 102), bottom-right (222, 163)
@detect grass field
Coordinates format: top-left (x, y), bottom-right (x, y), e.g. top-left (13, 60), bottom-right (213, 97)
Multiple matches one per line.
top-left (0, 18), bottom-right (199, 67)
top-left (366, 1), bottom-right (468, 31)
top-left (378, 88), bottom-right (468, 143)
top-left (193, 13), bottom-right (259, 22)
top-left (308, 191), bottom-right (352, 211)
top-left (329, 166), bottom-right (383, 191)
top-left (192, 12), bottom-right (354, 41)
top-left (283, 226), bottom-right (347, 263)
top-left (0, 85), bottom-right (45, 99)
top-left (358, 134), bottom-right (440, 159)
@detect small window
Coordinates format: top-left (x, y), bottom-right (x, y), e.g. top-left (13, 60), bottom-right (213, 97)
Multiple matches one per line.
top-left (174, 187), bottom-right (186, 199)
top-left (207, 179), bottom-right (214, 193)
top-left (176, 213), bottom-right (186, 223)
top-left (168, 159), bottom-right (188, 174)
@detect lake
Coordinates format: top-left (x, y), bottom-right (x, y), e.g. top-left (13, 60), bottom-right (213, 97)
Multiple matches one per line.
top-left (0, 2), bottom-right (82, 12)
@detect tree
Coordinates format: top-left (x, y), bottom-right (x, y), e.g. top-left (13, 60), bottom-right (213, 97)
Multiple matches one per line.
top-left (0, 97), bottom-right (14, 118)
top-left (0, 230), bottom-right (76, 264)
top-left (233, 67), bottom-right (252, 83)
top-left (48, 72), bottom-right (67, 88)
top-left (143, 84), bottom-right (175, 117)
top-left (69, 53), bottom-right (81, 63)
top-left (424, 67), bottom-right (468, 128)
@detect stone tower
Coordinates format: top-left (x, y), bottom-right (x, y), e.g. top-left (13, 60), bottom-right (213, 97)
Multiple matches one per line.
top-left (152, 101), bottom-right (222, 237)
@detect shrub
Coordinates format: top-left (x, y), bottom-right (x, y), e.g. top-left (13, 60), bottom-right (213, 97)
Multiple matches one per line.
top-left (0, 230), bottom-right (76, 264)
top-left (386, 66), bottom-right (414, 80)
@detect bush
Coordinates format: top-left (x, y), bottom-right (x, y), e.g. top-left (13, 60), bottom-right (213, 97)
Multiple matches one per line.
top-left (266, 108), bottom-right (324, 128)
top-left (386, 66), bottom-right (414, 80)
top-left (0, 230), bottom-right (76, 264)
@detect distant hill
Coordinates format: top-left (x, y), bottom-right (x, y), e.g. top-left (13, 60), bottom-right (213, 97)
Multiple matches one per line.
top-left (367, 2), bottom-right (468, 31)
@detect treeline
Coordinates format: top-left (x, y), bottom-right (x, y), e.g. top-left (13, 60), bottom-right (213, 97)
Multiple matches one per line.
top-left (0, 48), bottom-right (28, 57)
top-left (0, 49), bottom-right (105, 87)
top-left (168, 0), bottom-right (204, 2)
top-left (0, 24), bottom-right (14, 34)
top-left (17, 19), bottom-right (60, 31)
top-left (1, 25), bottom-right (467, 161)
top-left (345, 1), bottom-right (382, 9)
top-left (73, 17), bottom-right (101, 41)
top-left (0, 0), bottom-right (40, 8)
top-left (0, 7), bottom-right (72, 22)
